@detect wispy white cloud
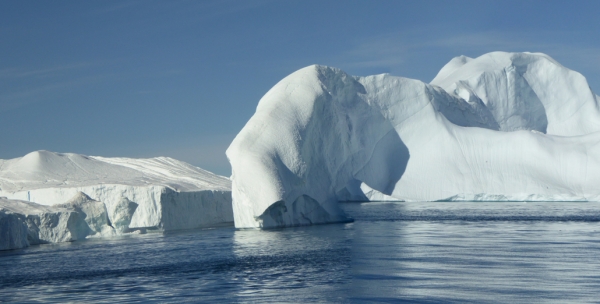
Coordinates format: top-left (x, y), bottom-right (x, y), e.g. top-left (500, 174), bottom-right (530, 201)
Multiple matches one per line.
top-left (0, 62), bottom-right (93, 79)
top-left (0, 65), bottom-right (116, 113)
top-left (0, 75), bottom-right (107, 112)
top-left (93, 0), bottom-right (144, 14)
top-left (335, 29), bottom-right (600, 87)
top-left (186, 0), bottom-right (276, 17)
top-left (0, 59), bottom-right (187, 113)
top-left (91, 0), bottom-right (275, 25)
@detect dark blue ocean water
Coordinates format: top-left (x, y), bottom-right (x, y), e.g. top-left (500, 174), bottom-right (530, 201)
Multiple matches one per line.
top-left (2, 201), bottom-right (600, 303)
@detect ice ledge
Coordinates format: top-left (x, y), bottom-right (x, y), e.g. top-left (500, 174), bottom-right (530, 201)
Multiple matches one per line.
top-left (0, 186), bottom-right (235, 251)
top-left (361, 184), bottom-right (403, 202)
top-left (0, 184), bottom-right (233, 230)
top-left (1, 196), bottom-right (97, 251)
top-left (252, 195), bottom-right (352, 229)
top-left (437, 193), bottom-right (590, 202)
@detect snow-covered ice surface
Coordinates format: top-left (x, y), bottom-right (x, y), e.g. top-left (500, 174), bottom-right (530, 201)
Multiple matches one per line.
top-left (430, 52), bottom-right (600, 135)
top-left (228, 51), bottom-right (600, 228)
top-left (0, 151), bottom-right (234, 237)
top-left (0, 151), bottom-right (230, 193)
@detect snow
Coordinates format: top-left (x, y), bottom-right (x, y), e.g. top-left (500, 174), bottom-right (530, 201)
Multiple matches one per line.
top-left (228, 51), bottom-right (600, 228)
top-left (430, 52), bottom-right (600, 135)
top-left (0, 151), bottom-right (230, 193)
top-left (0, 151), bottom-right (233, 232)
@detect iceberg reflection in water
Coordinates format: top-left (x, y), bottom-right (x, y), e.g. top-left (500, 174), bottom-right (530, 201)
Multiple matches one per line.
top-left (1, 201), bottom-right (600, 303)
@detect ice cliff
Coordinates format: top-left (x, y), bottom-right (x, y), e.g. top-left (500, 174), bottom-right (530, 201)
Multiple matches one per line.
top-left (0, 151), bottom-right (234, 245)
top-left (1, 197), bottom-right (89, 250)
top-left (227, 51), bottom-right (600, 228)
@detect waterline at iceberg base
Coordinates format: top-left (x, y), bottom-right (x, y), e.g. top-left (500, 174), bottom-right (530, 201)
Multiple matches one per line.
top-left (3, 201), bottom-right (600, 303)
top-left (227, 51), bottom-right (600, 228)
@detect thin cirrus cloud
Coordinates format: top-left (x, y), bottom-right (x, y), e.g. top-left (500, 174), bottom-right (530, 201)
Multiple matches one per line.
top-left (0, 63), bottom-right (93, 79)
top-left (90, 0), bottom-right (274, 26)
top-left (0, 60), bottom-right (185, 113)
top-left (336, 29), bottom-right (600, 88)
top-left (0, 63), bottom-right (114, 113)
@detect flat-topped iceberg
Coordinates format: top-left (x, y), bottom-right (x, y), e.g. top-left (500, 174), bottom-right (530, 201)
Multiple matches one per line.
top-left (227, 51), bottom-right (600, 228)
top-left (0, 151), bottom-right (233, 234)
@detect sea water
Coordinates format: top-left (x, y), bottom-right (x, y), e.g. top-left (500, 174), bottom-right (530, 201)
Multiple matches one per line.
top-left (1, 201), bottom-right (600, 303)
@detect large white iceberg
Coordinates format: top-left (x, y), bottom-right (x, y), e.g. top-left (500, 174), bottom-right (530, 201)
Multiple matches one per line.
top-left (0, 151), bottom-right (234, 234)
top-left (227, 51), bottom-right (600, 228)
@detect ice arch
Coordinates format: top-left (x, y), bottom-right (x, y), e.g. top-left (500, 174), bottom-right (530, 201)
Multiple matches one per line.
top-left (228, 52), bottom-right (600, 229)
top-left (227, 65), bottom-right (493, 228)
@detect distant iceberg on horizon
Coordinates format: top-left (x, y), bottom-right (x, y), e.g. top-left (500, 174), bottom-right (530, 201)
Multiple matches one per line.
top-left (227, 51), bottom-right (600, 228)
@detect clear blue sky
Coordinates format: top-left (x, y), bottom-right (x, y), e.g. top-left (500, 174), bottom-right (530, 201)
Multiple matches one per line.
top-left (2, 0), bottom-right (599, 176)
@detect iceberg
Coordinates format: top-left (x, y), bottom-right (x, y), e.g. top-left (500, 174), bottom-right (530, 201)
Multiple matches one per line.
top-left (0, 151), bottom-right (234, 234)
top-left (0, 197), bottom-right (91, 250)
top-left (109, 196), bottom-right (138, 233)
top-left (0, 206), bottom-right (29, 251)
top-left (430, 52), bottom-right (600, 135)
top-left (227, 51), bottom-right (600, 228)
top-left (1, 192), bottom-right (145, 250)
top-left (361, 184), bottom-right (401, 202)
top-left (55, 192), bottom-right (116, 236)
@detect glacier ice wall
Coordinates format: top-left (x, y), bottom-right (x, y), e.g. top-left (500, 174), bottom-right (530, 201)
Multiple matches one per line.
top-left (228, 52), bottom-right (600, 228)
top-left (0, 209), bottom-right (29, 251)
top-left (110, 197), bottom-right (138, 233)
top-left (0, 151), bottom-right (234, 232)
top-left (0, 197), bottom-right (93, 250)
top-left (56, 192), bottom-right (115, 236)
